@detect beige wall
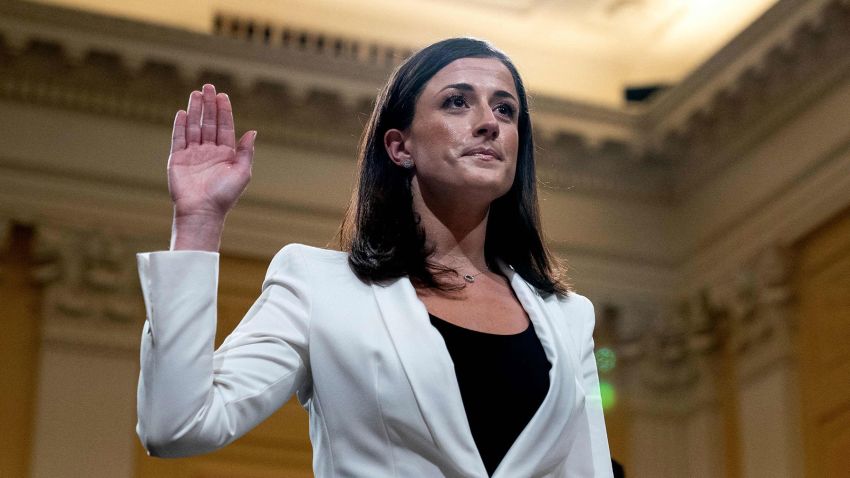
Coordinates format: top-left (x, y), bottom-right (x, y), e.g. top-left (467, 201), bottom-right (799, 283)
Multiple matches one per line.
top-left (1, 1), bottom-right (849, 476)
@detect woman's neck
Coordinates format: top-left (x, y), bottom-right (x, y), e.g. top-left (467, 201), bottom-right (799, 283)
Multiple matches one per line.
top-left (412, 182), bottom-right (490, 273)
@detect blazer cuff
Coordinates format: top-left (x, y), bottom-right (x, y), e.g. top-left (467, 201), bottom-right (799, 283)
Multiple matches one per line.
top-left (136, 250), bottom-right (219, 341)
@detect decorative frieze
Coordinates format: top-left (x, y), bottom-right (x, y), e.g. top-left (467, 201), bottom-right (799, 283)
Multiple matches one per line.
top-left (32, 225), bottom-right (148, 352)
top-left (0, 0), bottom-right (846, 201)
top-left (701, 245), bottom-right (796, 381)
top-left (212, 12), bottom-right (416, 69)
top-left (0, 0), bottom-right (668, 202)
top-left (602, 244), bottom-right (795, 404)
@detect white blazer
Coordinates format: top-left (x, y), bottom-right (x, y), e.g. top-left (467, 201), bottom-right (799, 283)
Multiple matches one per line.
top-left (136, 243), bottom-right (613, 477)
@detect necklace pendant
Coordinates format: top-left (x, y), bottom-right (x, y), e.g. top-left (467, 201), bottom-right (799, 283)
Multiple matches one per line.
top-left (463, 274), bottom-right (476, 283)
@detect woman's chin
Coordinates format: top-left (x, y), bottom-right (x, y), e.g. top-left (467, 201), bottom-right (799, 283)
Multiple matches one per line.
top-left (456, 179), bottom-right (513, 203)
top-left (463, 172), bottom-right (514, 193)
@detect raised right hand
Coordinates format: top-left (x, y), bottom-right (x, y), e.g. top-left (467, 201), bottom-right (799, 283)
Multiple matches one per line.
top-left (168, 84), bottom-right (256, 222)
top-left (168, 84), bottom-right (257, 251)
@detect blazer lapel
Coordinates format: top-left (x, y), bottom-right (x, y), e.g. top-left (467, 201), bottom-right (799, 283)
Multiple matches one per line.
top-left (372, 278), bottom-right (488, 478)
top-left (491, 263), bottom-right (584, 478)
top-left (372, 268), bottom-right (586, 478)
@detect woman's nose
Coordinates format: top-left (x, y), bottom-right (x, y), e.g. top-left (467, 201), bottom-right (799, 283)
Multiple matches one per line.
top-left (473, 107), bottom-right (499, 139)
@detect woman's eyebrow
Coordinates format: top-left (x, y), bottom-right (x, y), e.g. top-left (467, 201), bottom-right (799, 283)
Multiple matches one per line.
top-left (493, 90), bottom-right (517, 101)
top-left (439, 82), bottom-right (474, 93)
top-left (439, 83), bottom-right (517, 101)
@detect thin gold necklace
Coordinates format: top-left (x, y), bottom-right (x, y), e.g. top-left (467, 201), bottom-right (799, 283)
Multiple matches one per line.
top-left (432, 256), bottom-right (489, 283)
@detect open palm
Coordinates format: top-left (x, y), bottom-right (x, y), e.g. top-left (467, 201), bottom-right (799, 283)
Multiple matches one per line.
top-left (168, 84), bottom-right (256, 220)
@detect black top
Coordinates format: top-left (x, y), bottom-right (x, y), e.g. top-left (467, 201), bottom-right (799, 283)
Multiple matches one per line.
top-left (429, 313), bottom-right (551, 476)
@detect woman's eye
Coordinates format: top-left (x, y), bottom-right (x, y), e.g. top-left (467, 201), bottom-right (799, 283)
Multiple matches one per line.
top-left (444, 95), bottom-right (468, 109)
top-left (495, 103), bottom-right (516, 118)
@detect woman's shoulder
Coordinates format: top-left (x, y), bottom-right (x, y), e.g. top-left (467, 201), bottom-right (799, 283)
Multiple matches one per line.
top-left (538, 290), bottom-right (596, 350)
top-left (551, 290), bottom-right (595, 325)
top-left (276, 243), bottom-right (348, 260)
top-left (266, 243), bottom-right (352, 278)
top-left (556, 290), bottom-right (593, 309)
top-left (270, 243), bottom-right (349, 267)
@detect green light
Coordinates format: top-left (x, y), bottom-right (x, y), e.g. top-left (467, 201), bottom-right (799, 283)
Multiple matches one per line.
top-left (596, 347), bottom-right (617, 373)
top-left (599, 380), bottom-right (617, 410)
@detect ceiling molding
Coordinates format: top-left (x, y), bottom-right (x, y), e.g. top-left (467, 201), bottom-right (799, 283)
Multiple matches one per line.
top-left (0, 0), bottom-right (661, 202)
top-left (0, 0), bottom-right (847, 202)
top-left (646, 0), bottom-right (850, 194)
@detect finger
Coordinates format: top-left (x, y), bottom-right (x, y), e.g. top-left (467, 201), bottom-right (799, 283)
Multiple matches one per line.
top-left (186, 90), bottom-right (202, 145)
top-left (171, 110), bottom-right (187, 153)
top-left (216, 92), bottom-right (235, 149)
top-left (201, 84), bottom-right (218, 144)
top-left (235, 130), bottom-right (256, 170)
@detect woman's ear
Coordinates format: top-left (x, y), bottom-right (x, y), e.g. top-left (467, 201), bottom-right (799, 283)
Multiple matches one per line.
top-left (384, 128), bottom-right (413, 168)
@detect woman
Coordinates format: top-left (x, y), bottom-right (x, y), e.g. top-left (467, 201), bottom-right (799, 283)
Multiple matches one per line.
top-left (136, 38), bottom-right (613, 477)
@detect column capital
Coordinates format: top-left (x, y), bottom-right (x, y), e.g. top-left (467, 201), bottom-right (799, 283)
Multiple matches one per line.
top-left (32, 225), bottom-right (150, 353)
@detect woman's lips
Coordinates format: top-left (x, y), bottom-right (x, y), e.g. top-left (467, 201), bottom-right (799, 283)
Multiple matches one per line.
top-left (463, 148), bottom-right (501, 161)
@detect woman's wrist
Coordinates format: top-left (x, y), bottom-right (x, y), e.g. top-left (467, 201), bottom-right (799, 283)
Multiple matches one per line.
top-left (169, 211), bottom-right (226, 252)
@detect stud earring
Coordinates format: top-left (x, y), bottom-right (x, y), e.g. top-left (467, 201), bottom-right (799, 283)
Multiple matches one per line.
top-left (401, 158), bottom-right (414, 169)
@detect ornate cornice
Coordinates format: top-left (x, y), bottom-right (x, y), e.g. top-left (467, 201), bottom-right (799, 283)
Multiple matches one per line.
top-left (0, 0), bottom-right (664, 202)
top-left (0, 0), bottom-right (846, 203)
top-left (647, 0), bottom-right (850, 194)
top-left (211, 11), bottom-right (417, 70)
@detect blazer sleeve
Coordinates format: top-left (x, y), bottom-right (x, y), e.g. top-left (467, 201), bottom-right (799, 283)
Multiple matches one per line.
top-left (563, 296), bottom-right (615, 477)
top-left (135, 244), bottom-right (312, 458)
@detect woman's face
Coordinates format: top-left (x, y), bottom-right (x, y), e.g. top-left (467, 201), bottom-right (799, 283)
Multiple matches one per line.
top-left (400, 57), bottom-right (520, 206)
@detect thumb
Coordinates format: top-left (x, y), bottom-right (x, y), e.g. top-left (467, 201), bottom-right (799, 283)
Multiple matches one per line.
top-left (236, 130), bottom-right (256, 169)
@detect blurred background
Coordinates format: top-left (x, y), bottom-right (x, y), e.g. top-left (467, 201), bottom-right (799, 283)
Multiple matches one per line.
top-left (0, 0), bottom-right (848, 477)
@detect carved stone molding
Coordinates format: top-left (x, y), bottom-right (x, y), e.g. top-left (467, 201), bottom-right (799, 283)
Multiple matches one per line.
top-left (601, 244), bottom-right (795, 404)
top-left (31, 225), bottom-right (149, 352)
top-left (602, 301), bottom-right (705, 396)
top-left (698, 245), bottom-right (796, 380)
top-left (0, 0), bottom-right (665, 202)
top-left (535, 132), bottom-right (673, 201)
top-left (0, 37), bottom-right (366, 156)
top-left (592, 299), bottom-right (721, 414)
top-left (651, 0), bottom-right (850, 194)
top-left (212, 11), bottom-right (416, 70)
top-left (1, 0), bottom-right (846, 203)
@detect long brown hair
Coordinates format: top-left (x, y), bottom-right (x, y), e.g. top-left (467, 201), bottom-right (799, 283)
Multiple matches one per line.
top-left (338, 38), bottom-right (569, 295)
